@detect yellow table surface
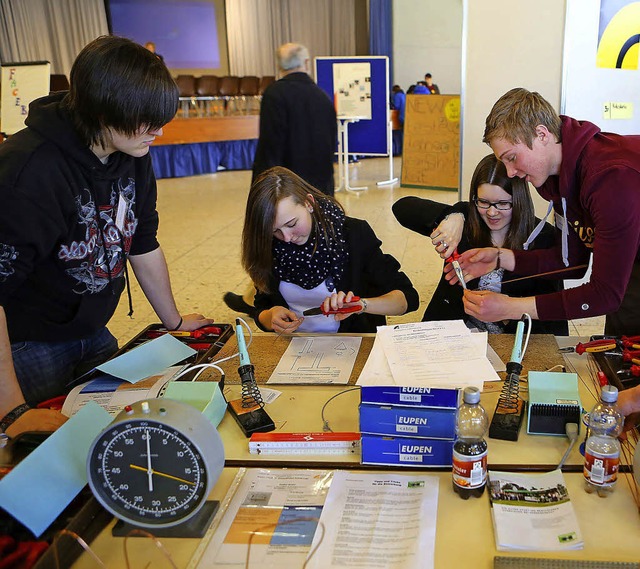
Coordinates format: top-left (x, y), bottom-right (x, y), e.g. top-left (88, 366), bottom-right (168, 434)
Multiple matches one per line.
top-left (71, 468), bottom-right (640, 569)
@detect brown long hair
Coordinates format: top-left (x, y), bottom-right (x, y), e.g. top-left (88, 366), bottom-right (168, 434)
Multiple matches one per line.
top-left (466, 154), bottom-right (535, 250)
top-left (241, 167), bottom-right (344, 292)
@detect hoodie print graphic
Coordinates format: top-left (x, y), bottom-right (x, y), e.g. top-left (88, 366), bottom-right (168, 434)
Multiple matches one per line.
top-left (0, 244), bottom-right (18, 282)
top-left (58, 178), bottom-right (138, 294)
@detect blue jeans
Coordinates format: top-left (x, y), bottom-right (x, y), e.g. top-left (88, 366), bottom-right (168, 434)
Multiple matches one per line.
top-left (11, 327), bottom-right (119, 406)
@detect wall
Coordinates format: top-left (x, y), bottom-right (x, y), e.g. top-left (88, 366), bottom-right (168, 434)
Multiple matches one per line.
top-left (392, 0), bottom-right (462, 95)
top-left (461, 0), bottom-right (566, 212)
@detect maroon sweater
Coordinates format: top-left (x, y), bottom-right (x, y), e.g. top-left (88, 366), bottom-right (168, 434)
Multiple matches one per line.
top-left (513, 116), bottom-right (640, 321)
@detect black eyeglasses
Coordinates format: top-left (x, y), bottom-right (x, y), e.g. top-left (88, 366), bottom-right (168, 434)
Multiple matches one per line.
top-left (474, 198), bottom-right (513, 211)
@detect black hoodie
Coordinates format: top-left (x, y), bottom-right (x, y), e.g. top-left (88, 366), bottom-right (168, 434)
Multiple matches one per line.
top-left (0, 93), bottom-right (160, 342)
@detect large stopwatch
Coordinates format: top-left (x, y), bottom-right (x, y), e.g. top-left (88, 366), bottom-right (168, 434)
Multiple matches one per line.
top-left (87, 398), bottom-right (224, 528)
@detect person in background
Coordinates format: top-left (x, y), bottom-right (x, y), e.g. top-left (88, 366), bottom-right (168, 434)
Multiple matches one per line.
top-left (0, 36), bottom-right (213, 437)
top-left (224, 42), bottom-right (338, 317)
top-left (449, 88), bottom-right (640, 336)
top-left (391, 85), bottom-right (406, 126)
top-left (251, 42), bottom-right (337, 196)
top-left (144, 41), bottom-right (163, 61)
top-left (393, 155), bottom-right (567, 335)
top-left (241, 167), bottom-right (419, 334)
top-left (424, 73), bottom-right (440, 94)
top-left (413, 83), bottom-right (430, 95)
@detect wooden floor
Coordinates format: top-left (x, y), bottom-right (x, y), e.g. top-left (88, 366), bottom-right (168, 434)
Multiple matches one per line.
top-left (107, 157), bottom-right (605, 345)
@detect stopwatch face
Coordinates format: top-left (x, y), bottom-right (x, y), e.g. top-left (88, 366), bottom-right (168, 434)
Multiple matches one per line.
top-left (88, 419), bottom-right (208, 527)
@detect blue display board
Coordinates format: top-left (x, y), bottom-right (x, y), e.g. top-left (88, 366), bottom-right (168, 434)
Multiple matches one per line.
top-left (315, 56), bottom-right (389, 156)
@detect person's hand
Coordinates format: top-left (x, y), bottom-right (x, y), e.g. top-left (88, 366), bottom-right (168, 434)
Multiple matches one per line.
top-left (444, 247), bottom-right (497, 285)
top-left (462, 289), bottom-right (510, 323)
top-left (5, 409), bottom-right (67, 438)
top-left (430, 213), bottom-right (464, 259)
top-left (321, 291), bottom-right (362, 322)
top-left (178, 313), bottom-right (215, 331)
top-left (269, 306), bottom-right (303, 334)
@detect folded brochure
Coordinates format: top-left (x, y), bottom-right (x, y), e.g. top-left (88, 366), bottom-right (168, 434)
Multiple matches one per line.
top-left (488, 469), bottom-right (583, 551)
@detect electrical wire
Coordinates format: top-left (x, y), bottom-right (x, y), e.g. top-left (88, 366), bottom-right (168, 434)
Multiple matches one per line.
top-left (556, 422), bottom-right (579, 470)
top-left (320, 387), bottom-right (360, 432)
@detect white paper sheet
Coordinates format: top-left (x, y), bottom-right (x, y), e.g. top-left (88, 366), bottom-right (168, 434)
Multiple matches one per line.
top-left (267, 336), bottom-right (362, 384)
top-left (306, 471), bottom-right (439, 569)
top-left (61, 366), bottom-right (182, 417)
top-left (358, 321), bottom-right (500, 389)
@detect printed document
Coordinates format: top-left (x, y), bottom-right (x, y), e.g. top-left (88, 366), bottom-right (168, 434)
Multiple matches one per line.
top-left (189, 469), bottom-right (333, 569)
top-left (488, 469), bottom-right (583, 551)
top-left (307, 471), bottom-right (439, 569)
top-left (358, 321), bottom-right (499, 389)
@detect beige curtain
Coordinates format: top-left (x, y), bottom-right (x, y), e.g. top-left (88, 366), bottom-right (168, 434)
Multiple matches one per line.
top-left (226, 0), bottom-right (356, 76)
top-left (0, 0), bottom-right (107, 74)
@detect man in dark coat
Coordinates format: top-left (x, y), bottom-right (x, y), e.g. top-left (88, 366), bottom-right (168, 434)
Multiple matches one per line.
top-left (252, 43), bottom-right (337, 196)
top-left (224, 43), bottom-right (339, 316)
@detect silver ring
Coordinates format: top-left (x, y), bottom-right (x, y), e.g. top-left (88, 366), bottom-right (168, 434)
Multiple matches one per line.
top-left (442, 241), bottom-right (447, 249)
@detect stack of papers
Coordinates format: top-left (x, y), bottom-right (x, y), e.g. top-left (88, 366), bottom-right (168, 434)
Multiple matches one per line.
top-left (357, 320), bottom-right (500, 390)
top-left (488, 469), bottom-right (584, 551)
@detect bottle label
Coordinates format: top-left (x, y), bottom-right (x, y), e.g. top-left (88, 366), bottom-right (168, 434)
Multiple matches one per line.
top-left (583, 449), bottom-right (619, 486)
top-left (452, 448), bottom-right (487, 489)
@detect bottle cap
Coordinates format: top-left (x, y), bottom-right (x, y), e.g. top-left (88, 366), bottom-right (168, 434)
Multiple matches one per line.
top-left (600, 384), bottom-right (618, 403)
top-left (462, 386), bottom-right (481, 404)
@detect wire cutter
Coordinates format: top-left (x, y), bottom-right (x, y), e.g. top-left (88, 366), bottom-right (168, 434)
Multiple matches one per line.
top-left (303, 296), bottom-right (363, 316)
top-left (446, 249), bottom-right (467, 289)
top-left (559, 338), bottom-right (618, 354)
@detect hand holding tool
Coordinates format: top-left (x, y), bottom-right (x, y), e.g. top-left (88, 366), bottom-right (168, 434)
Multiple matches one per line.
top-left (303, 296), bottom-right (363, 316)
top-left (446, 249), bottom-right (467, 289)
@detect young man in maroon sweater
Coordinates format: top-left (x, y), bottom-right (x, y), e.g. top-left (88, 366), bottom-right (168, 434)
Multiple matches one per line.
top-left (447, 87), bottom-right (640, 338)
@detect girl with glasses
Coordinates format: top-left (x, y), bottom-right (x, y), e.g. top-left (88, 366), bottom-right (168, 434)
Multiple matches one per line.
top-left (393, 154), bottom-right (567, 334)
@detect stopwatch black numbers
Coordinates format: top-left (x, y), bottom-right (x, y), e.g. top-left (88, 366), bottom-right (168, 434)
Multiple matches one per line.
top-left (89, 421), bottom-right (208, 525)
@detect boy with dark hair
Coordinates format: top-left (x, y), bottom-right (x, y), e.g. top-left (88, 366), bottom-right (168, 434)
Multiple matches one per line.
top-left (0, 36), bottom-right (213, 437)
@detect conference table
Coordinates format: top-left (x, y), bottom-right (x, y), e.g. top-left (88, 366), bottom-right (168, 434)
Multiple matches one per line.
top-left (65, 332), bottom-right (640, 568)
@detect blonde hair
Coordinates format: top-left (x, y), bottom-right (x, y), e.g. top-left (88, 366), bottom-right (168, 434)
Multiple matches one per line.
top-left (483, 88), bottom-right (562, 148)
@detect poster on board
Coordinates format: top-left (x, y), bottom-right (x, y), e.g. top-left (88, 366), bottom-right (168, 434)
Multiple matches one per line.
top-left (1, 61), bottom-right (50, 136)
top-left (562, 0), bottom-right (640, 134)
top-left (332, 62), bottom-right (372, 120)
top-left (401, 94), bottom-right (460, 191)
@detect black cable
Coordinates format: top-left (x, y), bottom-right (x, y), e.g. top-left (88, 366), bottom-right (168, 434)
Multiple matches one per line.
top-left (321, 387), bottom-right (361, 432)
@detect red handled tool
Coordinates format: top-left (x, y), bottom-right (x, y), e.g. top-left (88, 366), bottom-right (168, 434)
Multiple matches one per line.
top-left (617, 364), bottom-right (640, 378)
top-left (622, 349), bottom-right (640, 362)
top-left (147, 326), bottom-right (223, 340)
top-left (303, 296), bottom-right (363, 316)
top-left (574, 339), bottom-right (618, 354)
top-left (446, 249), bottom-right (467, 290)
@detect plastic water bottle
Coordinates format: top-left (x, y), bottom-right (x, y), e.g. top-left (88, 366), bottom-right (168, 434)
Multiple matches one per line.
top-left (453, 386), bottom-right (489, 499)
top-left (583, 385), bottom-right (624, 497)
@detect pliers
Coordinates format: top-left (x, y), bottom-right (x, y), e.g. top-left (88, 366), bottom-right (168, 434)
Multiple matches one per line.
top-left (147, 325), bottom-right (223, 340)
top-left (559, 338), bottom-right (618, 354)
top-left (303, 296), bottom-right (363, 316)
top-left (446, 249), bottom-right (467, 290)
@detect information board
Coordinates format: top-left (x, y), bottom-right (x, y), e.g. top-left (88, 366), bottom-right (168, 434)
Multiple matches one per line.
top-left (316, 56), bottom-right (389, 156)
top-left (1, 61), bottom-right (50, 136)
top-left (401, 94), bottom-right (460, 191)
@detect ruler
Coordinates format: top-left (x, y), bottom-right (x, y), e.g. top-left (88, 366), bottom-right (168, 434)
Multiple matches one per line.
top-left (249, 432), bottom-right (361, 455)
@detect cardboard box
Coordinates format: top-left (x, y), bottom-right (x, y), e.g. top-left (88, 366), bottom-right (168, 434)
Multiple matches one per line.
top-left (361, 434), bottom-right (454, 467)
top-left (359, 403), bottom-right (456, 440)
top-left (360, 386), bottom-right (459, 409)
